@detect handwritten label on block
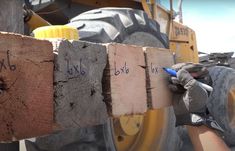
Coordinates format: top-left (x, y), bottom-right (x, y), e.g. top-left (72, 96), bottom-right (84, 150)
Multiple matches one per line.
top-left (145, 47), bottom-right (174, 109)
top-left (105, 44), bottom-right (147, 116)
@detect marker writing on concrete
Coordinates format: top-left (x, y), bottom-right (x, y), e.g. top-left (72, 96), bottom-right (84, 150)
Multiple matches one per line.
top-left (163, 67), bottom-right (213, 92)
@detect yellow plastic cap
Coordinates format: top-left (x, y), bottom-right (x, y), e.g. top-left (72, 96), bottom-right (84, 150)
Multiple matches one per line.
top-left (33, 25), bottom-right (79, 40)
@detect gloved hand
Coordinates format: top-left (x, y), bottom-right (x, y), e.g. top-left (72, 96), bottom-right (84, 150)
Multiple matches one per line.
top-left (169, 63), bottom-right (223, 132)
top-left (168, 63), bottom-right (212, 93)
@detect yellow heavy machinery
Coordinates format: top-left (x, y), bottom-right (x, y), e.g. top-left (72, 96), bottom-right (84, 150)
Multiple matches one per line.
top-left (5, 0), bottom-right (235, 150)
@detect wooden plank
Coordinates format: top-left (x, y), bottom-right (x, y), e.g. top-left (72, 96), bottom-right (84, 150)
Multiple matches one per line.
top-left (52, 40), bottom-right (108, 129)
top-left (0, 0), bottom-right (24, 34)
top-left (0, 32), bottom-right (54, 141)
top-left (103, 43), bottom-right (147, 116)
top-left (0, 34), bottom-right (175, 141)
top-left (144, 47), bottom-right (174, 109)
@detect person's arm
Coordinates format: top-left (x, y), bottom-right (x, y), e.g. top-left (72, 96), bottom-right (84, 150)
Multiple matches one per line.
top-left (187, 125), bottom-right (230, 151)
top-left (168, 63), bottom-right (230, 151)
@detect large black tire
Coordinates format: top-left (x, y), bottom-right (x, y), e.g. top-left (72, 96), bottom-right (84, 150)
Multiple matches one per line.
top-left (207, 66), bottom-right (235, 146)
top-left (26, 8), bottom-right (181, 151)
top-left (67, 7), bottom-right (168, 48)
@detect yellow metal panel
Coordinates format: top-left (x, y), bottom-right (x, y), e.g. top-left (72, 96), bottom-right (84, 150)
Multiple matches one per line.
top-left (170, 21), bottom-right (189, 42)
top-left (170, 21), bottom-right (199, 63)
top-left (155, 5), bottom-right (171, 34)
top-left (170, 41), bottom-right (198, 63)
top-left (170, 42), bottom-right (191, 63)
top-left (188, 29), bottom-right (199, 63)
top-left (141, 0), bottom-right (153, 18)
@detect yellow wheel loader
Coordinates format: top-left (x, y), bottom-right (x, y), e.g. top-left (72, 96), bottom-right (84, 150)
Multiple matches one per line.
top-left (0, 0), bottom-right (234, 150)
